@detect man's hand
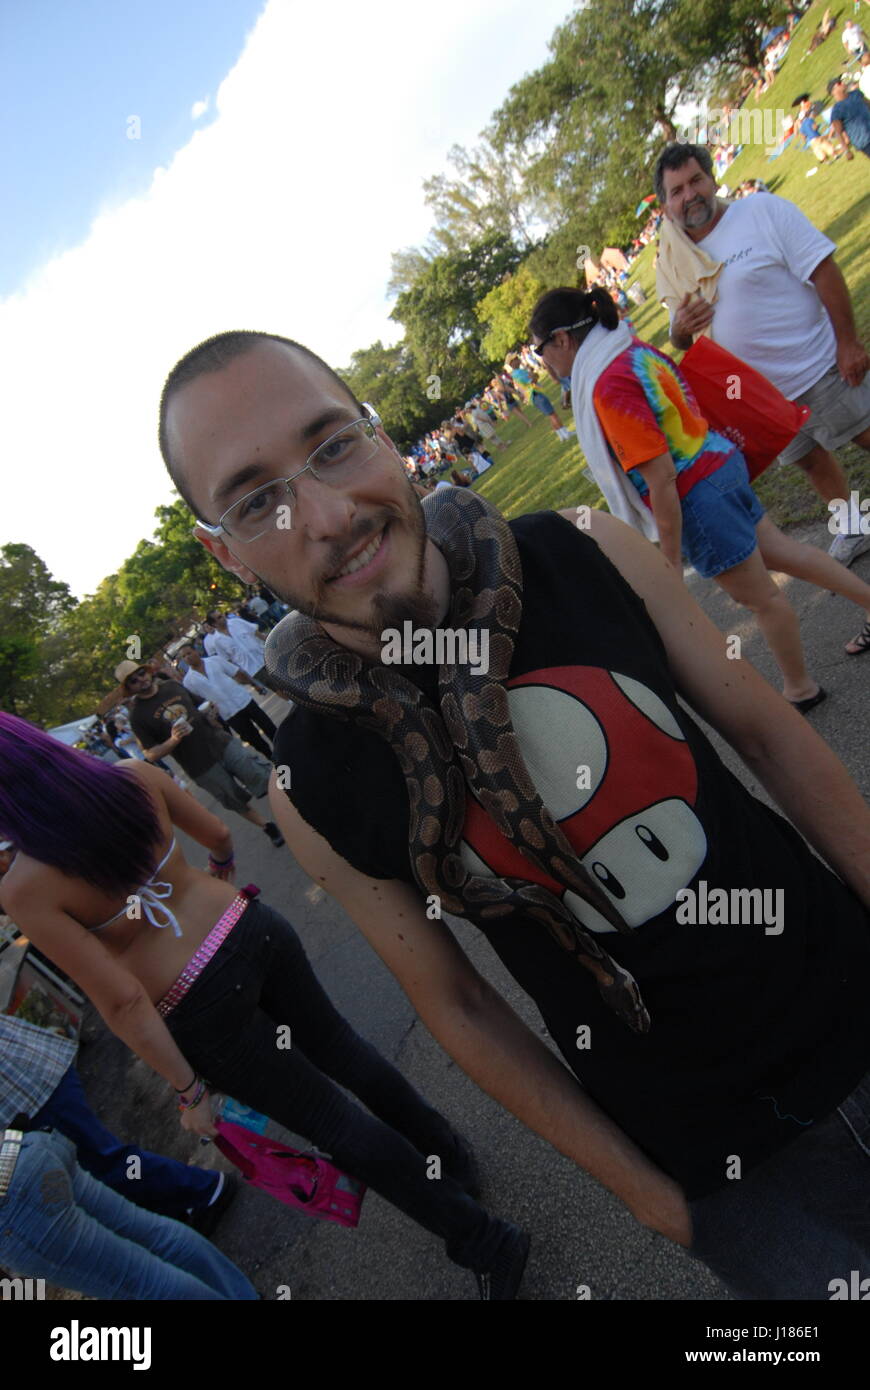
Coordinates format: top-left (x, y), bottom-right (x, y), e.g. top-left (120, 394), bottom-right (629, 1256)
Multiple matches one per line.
top-left (836, 335), bottom-right (870, 387)
top-left (672, 292), bottom-right (715, 346)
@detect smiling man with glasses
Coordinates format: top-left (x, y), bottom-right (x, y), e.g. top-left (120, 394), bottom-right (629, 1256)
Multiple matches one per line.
top-left (157, 328), bottom-right (870, 1301)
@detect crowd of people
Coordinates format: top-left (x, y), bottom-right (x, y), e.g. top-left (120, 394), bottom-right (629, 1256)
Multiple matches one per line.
top-left (1, 12), bottom-right (870, 1307)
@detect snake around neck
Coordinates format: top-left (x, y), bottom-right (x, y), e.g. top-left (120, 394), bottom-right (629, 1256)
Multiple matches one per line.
top-left (265, 486), bottom-right (650, 1033)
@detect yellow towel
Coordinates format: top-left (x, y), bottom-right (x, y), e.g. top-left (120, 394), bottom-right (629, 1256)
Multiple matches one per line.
top-left (655, 214), bottom-right (727, 335)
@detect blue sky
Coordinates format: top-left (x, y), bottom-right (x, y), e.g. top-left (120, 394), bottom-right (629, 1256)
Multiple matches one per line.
top-left (1, 0), bottom-right (575, 598)
top-left (0, 0), bottom-right (264, 294)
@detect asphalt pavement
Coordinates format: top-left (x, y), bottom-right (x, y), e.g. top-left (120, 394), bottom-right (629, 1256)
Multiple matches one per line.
top-left (75, 521), bottom-right (869, 1301)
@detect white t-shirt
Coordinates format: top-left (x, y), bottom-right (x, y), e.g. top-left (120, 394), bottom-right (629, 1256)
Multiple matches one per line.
top-left (225, 615), bottom-right (265, 675)
top-left (183, 658), bottom-right (250, 720)
top-left (203, 631), bottom-right (222, 657)
top-left (860, 66), bottom-right (870, 101)
top-left (844, 24), bottom-right (866, 55)
top-left (679, 195), bottom-right (837, 399)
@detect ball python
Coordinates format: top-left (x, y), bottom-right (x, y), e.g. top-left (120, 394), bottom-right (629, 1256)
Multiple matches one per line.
top-left (266, 486), bottom-right (650, 1033)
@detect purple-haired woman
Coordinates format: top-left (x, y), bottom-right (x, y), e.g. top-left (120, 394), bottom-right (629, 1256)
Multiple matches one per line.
top-left (0, 713), bottom-right (529, 1300)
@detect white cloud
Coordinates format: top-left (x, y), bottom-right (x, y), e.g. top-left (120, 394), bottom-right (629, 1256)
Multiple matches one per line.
top-left (0, 0), bottom-right (570, 598)
top-left (190, 97), bottom-right (210, 121)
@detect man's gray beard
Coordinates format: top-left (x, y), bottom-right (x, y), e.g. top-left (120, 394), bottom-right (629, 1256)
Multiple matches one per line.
top-left (683, 197), bottom-right (716, 229)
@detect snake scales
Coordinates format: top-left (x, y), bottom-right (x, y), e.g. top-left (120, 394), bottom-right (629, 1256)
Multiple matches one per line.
top-left (265, 487), bottom-right (650, 1033)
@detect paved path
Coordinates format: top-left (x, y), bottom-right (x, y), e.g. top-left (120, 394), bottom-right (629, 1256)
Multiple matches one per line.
top-left (77, 527), bottom-right (869, 1300)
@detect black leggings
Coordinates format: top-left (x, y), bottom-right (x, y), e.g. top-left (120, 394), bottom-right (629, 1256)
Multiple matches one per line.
top-left (166, 898), bottom-right (508, 1272)
top-left (227, 701), bottom-right (275, 759)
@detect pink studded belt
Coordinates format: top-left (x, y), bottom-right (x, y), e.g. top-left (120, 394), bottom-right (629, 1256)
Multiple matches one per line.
top-left (156, 888), bottom-right (257, 1018)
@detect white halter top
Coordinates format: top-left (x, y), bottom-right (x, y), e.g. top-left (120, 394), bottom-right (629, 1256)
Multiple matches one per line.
top-left (88, 837), bottom-right (182, 938)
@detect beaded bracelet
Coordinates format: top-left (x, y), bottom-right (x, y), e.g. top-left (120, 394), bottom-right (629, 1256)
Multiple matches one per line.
top-left (178, 1078), bottom-right (206, 1111)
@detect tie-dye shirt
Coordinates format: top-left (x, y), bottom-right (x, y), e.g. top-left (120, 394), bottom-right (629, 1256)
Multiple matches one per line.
top-left (592, 338), bottom-right (736, 505)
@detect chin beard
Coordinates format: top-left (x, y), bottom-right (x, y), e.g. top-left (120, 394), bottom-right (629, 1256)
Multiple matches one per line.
top-left (684, 199), bottom-right (714, 226)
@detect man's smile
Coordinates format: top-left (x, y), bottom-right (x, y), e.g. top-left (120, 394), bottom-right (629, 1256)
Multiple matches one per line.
top-left (327, 522), bottom-right (391, 587)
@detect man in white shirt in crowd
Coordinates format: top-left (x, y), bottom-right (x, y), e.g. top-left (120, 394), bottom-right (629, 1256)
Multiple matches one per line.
top-left (655, 142), bottom-right (870, 567)
top-left (843, 18), bottom-right (868, 61)
top-left (205, 608), bottom-right (281, 694)
top-left (860, 53), bottom-right (870, 101)
top-left (179, 642), bottom-right (277, 759)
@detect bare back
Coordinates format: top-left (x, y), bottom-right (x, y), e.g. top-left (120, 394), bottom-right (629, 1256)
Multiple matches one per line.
top-left (3, 761), bottom-right (238, 1004)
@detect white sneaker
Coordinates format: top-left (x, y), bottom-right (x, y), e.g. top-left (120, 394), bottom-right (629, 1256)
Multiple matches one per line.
top-left (828, 532), bottom-right (870, 567)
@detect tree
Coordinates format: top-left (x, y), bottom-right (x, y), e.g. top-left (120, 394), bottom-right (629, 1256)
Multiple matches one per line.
top-left (3, 499), bottom-right (242, 728)
top-left (390, 231), bottom-right (523, 376)
top-left (386, 247), bottom-right (432, 299)
top-left (476, 264), bottom-right (547, 361)
top-left (0, 544), bottom-right (75, 716)
top-left (422, 138), bottom-right (541, 255)
top-left (489, 0), bottom-right (787, 252)
top-left (338, 340), bottom-right (445, 451)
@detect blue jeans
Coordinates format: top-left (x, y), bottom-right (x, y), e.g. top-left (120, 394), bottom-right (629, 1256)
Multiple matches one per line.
top-left (166, 898), bottom-right (511, 1273)
top-left (32, 1066), bottom-right (219, 1218)
top-left (688, 1068), bottom-right (870, 1299)
top-left (0, 1130), bottom-right (257, 1299)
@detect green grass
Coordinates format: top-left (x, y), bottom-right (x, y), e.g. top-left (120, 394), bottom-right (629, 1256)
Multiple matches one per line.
top-left (474, 0), bottom-right (870, 529)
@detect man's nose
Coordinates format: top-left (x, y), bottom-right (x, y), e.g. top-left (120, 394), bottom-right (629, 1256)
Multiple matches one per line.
top-left (291, 472), bottom-right (356, 541)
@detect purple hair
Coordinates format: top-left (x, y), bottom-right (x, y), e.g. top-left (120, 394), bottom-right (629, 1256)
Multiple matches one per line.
top-left (0, 712), bottom-right (163, 897)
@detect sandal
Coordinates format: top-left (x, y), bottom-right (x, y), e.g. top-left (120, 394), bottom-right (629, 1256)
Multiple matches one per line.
top-left (845, 620), bottom-right (870, 656)
top-left (787, 686), bottom-right (827, 715)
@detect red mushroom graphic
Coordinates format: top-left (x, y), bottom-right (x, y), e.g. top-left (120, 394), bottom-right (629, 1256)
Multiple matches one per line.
top-left (461, 667), bottom-right (708, 934)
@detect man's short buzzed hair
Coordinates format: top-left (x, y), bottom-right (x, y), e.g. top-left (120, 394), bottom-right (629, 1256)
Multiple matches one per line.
top-left (653, 143), bottom-right (715, 204)
top-left (158, 331), bottom-right (365, 517)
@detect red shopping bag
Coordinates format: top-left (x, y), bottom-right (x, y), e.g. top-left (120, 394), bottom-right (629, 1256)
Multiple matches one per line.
top-left (213, 1118), bottom-right (366, 1228)
top-left (679, 337), bottom-right (811, 480)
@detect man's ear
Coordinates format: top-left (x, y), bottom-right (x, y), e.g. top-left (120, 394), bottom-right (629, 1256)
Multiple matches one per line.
top-left (192, 525), bottom-right (260, 585)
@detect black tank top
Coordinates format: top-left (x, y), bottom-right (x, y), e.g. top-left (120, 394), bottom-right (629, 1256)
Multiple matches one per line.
top-left (274, 510), bottom-right (870, 1198)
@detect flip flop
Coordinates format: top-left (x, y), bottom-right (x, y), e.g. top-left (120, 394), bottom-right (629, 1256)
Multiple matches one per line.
top-left (845, 620), bottom-right (870, 657)
top-left (787, 687), bottom-right (827, 715)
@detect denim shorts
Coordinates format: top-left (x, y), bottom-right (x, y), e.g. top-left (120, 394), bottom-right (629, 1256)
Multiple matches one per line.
top-left (680, 450), bottom-right (765, 579)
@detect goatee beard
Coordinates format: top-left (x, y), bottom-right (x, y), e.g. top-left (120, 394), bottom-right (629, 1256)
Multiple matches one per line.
top-left (250, 489), bottom-right (436, 641)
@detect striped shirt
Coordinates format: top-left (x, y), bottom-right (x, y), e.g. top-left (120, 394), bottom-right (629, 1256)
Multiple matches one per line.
top-left (0, 1014), bottom-right (76, 1128)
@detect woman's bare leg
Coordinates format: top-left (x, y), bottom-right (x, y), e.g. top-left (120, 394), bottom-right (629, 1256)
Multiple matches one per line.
top-left (754, 514), bottom-right (870, 653)
top-left (714, 546), bottom-right (818, 702)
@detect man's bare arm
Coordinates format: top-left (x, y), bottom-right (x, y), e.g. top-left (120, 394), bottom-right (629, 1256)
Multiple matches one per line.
top-left (581, 509), bottom-right (870, 907)
top-left (809, 253), bottom-right (870, 386)
top-left (268, 773), bottom-right (692, 1245)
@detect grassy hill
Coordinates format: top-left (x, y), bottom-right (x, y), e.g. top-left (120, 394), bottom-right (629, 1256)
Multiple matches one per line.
top-left (473, 0), bottom-right (870, 529)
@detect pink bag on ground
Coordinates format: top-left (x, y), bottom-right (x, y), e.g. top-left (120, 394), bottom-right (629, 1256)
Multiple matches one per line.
top-left (213, 1118), bottom-right (366, 1229)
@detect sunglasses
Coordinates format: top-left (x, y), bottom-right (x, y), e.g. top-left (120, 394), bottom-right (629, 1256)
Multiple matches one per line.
top-left (534, 317), bottom-right (595, 353)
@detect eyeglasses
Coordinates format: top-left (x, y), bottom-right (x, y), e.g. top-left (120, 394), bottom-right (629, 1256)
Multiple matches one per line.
top-left (197, 416), bottom-right (383, 544)
top-left (533, 318), bottom-right (595, 354)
